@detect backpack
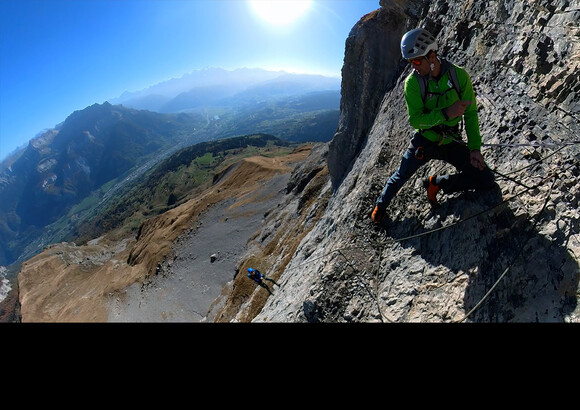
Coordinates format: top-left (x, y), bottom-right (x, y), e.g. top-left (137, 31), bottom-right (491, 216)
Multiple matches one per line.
top-left (413, 60), bottom-right (461, 104)
top-left (413, 61), bottom-right (464, 139)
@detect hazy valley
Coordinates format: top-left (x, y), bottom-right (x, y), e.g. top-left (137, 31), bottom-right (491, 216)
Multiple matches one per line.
top-left (0, 68), bottom-right (340, 270)
top-left (2, 0), bottom-right (580, 323)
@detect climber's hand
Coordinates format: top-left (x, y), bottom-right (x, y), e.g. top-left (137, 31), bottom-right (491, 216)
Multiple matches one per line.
top-left (470, 150), bottom-right (486, 170)
top-left (446, 100), bottom-right (472, 118)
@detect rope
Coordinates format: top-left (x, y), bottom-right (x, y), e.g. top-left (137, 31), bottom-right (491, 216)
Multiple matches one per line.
top-left (380, 171), bottom-right (557, 244)
top-left (481, 141), bottom-right (580, 148)
top-left (275, 140), bottom-right (577, 322)
top-left (285, 162), bottom-right (563, 272)
top-left (336, 249), bottom-right (392, 323)
top-left (454, 175), bottom-right (558, 322)
top-left (489, 167), bottom-right (534, 189)
top-left (281, 167), bottom-right (558, 287)
top-left (490, 142), bottom-right (570, 177)
top-left (437, 134), bottom-right (575, 188)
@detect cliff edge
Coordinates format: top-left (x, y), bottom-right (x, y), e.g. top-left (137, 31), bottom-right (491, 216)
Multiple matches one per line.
top-left (246, 0), bottom-right (580, 322)
top-left (10, 0), bottom-right (580, 323)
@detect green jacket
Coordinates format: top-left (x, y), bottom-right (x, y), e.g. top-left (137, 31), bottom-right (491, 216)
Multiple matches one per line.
top-left (404, 60), bottom-right (481, 151)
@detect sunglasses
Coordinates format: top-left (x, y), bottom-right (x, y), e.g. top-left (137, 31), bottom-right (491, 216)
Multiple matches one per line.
top-left (408, 57), bottom-right (426, 66)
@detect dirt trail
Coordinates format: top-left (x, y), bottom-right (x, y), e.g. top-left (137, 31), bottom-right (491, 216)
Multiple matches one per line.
top-left (16, 146), bottom-right (312, 322)
top-left (107, 173), bottom-right (289, 322)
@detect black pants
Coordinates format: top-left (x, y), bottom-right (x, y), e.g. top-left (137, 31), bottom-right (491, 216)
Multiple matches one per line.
top-left (377, 133), bottom-right (495, 209)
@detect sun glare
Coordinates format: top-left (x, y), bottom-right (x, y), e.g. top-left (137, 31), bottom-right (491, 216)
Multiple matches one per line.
top-left (250, 0), bottom-right (312, 26)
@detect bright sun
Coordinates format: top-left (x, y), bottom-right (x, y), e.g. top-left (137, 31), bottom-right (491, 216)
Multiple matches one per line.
top-left (250, 0), bottom-right (312, 26)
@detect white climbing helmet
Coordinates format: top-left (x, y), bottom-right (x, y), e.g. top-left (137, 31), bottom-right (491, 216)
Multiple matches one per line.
top-left (401, 28), bottom-right (438, 60)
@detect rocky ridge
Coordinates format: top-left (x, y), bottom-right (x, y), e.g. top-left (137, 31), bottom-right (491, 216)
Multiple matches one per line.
top-left (228, 0), bottom-right (580, 322)
top-left (15, 147), bottom-right (313, 322)
top-left (8, 0), bottom-right (580, 323)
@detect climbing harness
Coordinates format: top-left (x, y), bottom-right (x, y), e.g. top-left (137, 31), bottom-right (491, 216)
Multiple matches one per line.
top-left (415, 123), bottom-right (463, 160)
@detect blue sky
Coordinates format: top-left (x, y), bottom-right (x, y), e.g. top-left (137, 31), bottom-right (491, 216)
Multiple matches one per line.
top-left (0, 0), bottom-right (380, 160)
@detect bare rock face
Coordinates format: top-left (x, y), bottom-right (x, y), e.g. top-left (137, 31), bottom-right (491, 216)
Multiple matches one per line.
top-left (327, 2), bottom-right (417, 188)
top-left (11, 0), bottom-right (580, 323)
top-left (14, 148), bottom-right (314, 322)
top-left (255, 0), bottom-right (580, 322)
top-left (212, 144), bottom-right (331, 322)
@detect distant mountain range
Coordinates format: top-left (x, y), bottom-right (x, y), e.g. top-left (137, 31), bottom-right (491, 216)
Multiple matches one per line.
top-left (0, 67), bottom-right (341, 267)
top-left (0, 103), bottom-right (202, 266)
top-left (110, 67), bottom-right (341, 113)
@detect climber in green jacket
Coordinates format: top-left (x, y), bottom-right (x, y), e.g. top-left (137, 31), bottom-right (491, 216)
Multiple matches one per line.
top-left (372, 28), bottom-right (495, 224)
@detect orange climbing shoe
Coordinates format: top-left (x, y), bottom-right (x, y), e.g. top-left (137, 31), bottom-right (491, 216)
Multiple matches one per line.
top-left (423, 175), bottom-right (440, 206)
top-left (371, 205), bottom-right (385, 224)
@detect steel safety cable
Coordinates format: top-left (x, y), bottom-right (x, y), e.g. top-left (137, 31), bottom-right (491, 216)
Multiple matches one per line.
top-left (454, 175), bottom-right (558, 323)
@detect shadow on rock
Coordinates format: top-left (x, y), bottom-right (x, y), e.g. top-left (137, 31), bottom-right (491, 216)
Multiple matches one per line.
top-left (390, 185), bottom-right (579, 322)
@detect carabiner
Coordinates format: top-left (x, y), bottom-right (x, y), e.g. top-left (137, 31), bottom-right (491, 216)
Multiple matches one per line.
top-left (415, 146), bottom-right (425, 160)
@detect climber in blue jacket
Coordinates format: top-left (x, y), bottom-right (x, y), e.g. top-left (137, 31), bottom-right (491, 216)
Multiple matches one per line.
top-left (247, 268), bottom-right (280, 295)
